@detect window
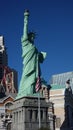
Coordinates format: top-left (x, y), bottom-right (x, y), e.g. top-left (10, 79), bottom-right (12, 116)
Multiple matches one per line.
top-left (5, 102), bottom-right (13, 109)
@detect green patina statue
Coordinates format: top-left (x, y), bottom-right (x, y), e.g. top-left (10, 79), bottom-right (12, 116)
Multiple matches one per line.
top-left (16, 10), bottom-right (46, 99)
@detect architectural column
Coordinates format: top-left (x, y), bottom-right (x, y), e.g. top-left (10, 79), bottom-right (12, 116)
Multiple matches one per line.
top-left (15, 112), bottom-right (17, 124)
top-left (43, 109), bottom-right (46, 120)
top-left (21, 108), bottom-right (24, 130)
top-left (22, 108), bottom-right (25, 130)
top-left (18, 110), bottom-right (21, 130)
top-left (18, 111), bottom-right (20, 125)
top-left (12, 112), bottom-right (15, 130)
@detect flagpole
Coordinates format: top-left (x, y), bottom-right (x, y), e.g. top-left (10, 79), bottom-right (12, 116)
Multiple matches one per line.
top-left (38, 92), bottom-right (41, 129)
top-left (36, 53), bottom-right (41, 129)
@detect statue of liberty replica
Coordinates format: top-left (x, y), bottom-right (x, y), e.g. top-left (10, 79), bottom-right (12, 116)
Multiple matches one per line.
top-left (16, 10), bottom-right (46, 99)
top-left (11, 10), bottom-right (52, 130)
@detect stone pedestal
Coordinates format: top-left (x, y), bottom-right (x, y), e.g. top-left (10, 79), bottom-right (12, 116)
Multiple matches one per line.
top-left (11, 96), bottom-right (50, 130)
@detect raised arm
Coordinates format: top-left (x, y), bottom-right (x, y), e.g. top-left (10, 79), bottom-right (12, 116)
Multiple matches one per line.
top-left (22, 10), bottom-right (29, 40)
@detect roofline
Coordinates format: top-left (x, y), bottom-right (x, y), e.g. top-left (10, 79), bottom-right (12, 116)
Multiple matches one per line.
top-left (0, 95), bottom-right (14, 103)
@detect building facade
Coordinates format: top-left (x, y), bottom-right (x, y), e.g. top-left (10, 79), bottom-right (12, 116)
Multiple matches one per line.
top-left (0, 36), bottom-right (18, 93)
top-left (0, 94), bottom-right (16, 130)
top-left (0, 36), bottom-right (18, 130)
top-left (0, 36), bottom-right (8, 79)
top-left (49, 72), bottom-right (73, 130)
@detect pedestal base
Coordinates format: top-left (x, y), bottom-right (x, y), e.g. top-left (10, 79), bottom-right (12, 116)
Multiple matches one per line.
top-left (11, 96), bottom-right (50, 130)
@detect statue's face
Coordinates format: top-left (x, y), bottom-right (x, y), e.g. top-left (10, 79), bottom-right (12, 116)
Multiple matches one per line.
top-left (28, 33), bottom-right (35, 42)
top-left (31, 34), bottom-right (35, 41)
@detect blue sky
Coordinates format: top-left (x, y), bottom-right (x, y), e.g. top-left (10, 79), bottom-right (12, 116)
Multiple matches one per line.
top-left (0, 0), bottom-right (73, 85)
